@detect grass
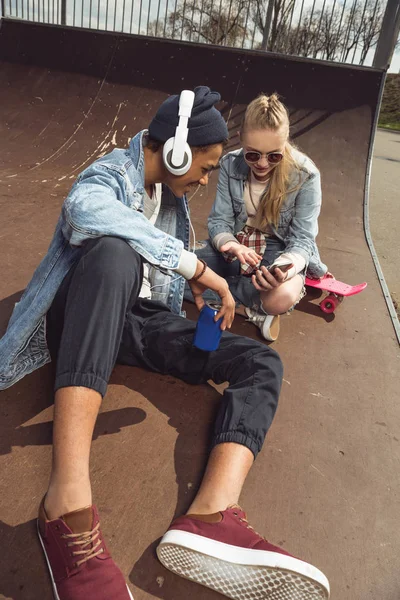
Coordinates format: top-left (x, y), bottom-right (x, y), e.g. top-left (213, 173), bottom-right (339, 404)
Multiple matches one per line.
top-left (379, 122), bottom-right (400, 131)
top-left (378, 74), bottom-right (400, 131)
top-left (391, 295), bottom-right (400, 320)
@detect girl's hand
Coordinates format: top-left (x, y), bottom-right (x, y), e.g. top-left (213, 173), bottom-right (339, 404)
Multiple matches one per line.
top-left (251, 265), bottom-right (289, 291)
top-left (220, 241), bottom-right (262, 268)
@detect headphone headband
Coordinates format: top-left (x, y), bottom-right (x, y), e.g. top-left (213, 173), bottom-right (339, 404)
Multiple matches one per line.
top-left (163, 89), bottom-right (195, 176)
top-left (171, 90), bottom-right (195, 168)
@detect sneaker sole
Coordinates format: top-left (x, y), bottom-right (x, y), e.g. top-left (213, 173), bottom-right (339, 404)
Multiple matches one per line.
top-left (37, 520), bottom-right (134, 600)
top-left (157, 530), bottom-right (329, 600)
top-left (244, 309), bottom-right (280, 342)
top-left (262, 315), bottom-right (280, 342)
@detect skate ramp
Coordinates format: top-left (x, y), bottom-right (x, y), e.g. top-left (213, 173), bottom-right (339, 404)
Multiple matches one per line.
top-left (0, 18), bottom-right (398, 600)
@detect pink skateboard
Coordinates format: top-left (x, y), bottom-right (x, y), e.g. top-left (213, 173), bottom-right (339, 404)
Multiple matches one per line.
top-left (305, 274), bottom-right (367, 314)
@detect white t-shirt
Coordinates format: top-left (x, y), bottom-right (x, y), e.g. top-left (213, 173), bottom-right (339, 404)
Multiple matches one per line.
top-left (139, 184), bottom-right (198, 298)
top-left (243, 172), bottom-right (273, 235)
top-left (139, 184), bottom-right (162, 298)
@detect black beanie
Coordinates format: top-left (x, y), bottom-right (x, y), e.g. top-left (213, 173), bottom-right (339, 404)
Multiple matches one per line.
top-left (148, 86), bottom-right (228, 146)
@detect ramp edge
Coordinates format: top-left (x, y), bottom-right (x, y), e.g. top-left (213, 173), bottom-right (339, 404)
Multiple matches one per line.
top-left (364, 72), bottom-right (400, 346)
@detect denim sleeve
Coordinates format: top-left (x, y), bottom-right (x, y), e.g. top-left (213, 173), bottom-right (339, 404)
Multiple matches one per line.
top-left (62, 166), bottom-right (184, 270)
top-left (208, 160), bottom-right (237, 247)
top-left (284, 171), bottom-right (322, 263)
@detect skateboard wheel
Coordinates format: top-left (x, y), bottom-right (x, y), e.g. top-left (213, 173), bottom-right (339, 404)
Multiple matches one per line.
top-left (320, 295), bottom-right (339, 314)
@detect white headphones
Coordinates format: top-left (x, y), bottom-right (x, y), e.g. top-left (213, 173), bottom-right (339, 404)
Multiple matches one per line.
top-left (163, 90), bottom-right (195, 176)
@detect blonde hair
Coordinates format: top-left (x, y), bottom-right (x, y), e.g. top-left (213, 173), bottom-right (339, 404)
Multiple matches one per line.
top-left (241, 93), bottom-right (302, 229)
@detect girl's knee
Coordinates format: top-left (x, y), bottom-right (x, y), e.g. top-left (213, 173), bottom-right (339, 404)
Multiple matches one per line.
top-left (261, 287), bottom-right (300, 315)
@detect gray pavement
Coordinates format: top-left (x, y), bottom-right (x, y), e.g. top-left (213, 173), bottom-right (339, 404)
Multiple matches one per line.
top-left (370, 129), bottom-right (400, 313)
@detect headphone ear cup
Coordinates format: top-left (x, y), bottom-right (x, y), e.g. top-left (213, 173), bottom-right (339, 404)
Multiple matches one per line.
top-left (162, 138), bottom-right (175, 172)
top-left (163, 138), bottom-right (192, 176)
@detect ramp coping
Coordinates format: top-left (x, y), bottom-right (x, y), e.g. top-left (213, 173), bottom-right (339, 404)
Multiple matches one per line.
top-left (364, 74), bottom-right (400, 345)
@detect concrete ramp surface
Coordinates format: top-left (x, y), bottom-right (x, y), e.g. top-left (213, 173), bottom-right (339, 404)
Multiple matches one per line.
top-left (0, 18), bottom-right (399, 600)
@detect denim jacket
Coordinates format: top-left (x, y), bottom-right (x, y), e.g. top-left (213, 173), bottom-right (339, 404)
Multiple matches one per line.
top-left (208, 148), bottom-right (327, 277)
top-left (0, 130), bottom-right (190, 390)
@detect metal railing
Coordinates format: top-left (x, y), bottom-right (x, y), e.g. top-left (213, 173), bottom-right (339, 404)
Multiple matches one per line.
top-left (1, 0), bottom-right (398, 68)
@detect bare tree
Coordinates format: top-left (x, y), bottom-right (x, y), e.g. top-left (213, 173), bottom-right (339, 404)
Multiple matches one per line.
top-left (147, 19), bottom-right (166, 37)
top-left (318, 10), bottom-right (344, 61)
top-left (289, 10), bottom-right (322, 57)
top-left (149, 0), bottom-right (386, 67)
top-left (358, 0), bottom-right (385, 64)
top-left (151, 0), bottom-right (250, 46)
top-left (286, 8), bottom-right (343, 61)
top-left (251, 0), bottom-right (296, 52)
top-left (340, 0), bottom-right (384, 63)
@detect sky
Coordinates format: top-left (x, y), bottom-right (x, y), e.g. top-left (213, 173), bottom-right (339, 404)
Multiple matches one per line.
top-left (389, 52), bottom-right (399, 73)
top-left (2, 0), bottom-right (399, 71)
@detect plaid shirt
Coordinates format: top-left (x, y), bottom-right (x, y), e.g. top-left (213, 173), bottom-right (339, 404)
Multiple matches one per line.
top-left (224, 226), bottom-right (266, 276)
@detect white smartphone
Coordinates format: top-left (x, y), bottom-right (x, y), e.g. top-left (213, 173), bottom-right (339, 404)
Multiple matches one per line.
top-left (268, 261), bottom-right (294, 276)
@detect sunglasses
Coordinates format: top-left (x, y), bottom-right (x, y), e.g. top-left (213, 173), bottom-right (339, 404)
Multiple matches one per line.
top-left (244, 150), bottom-right (284, 165)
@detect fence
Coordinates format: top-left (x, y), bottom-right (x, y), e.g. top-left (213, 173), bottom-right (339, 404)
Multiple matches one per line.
top-left (1, 0), bottom-right (399, 68)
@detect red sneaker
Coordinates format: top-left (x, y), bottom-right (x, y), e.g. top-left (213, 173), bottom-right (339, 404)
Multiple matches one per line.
top-left (37, 499), bottom-right (133, 600)
top-left (157, 505), bottom-right (330, 599)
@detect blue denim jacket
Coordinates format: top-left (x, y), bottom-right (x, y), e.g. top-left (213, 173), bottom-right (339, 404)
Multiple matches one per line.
top-left (208, 148), bottom-right (327, 277)
top-left (0, 130), bottom-right (190, 390)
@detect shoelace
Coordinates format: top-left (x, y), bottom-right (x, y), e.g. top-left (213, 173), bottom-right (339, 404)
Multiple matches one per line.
top-left (245, 312), bottom-right (265, 324)
top-left (62, 522), bottom-right (104, 567)
top-left (232, 510), bottom-right (265, 541)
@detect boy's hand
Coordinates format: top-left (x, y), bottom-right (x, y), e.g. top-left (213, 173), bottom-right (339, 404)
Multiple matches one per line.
top-left (189, 261), bottom-right (235, 330)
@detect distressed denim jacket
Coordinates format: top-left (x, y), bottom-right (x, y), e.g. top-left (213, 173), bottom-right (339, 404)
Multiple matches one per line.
top-left (0, 130), bottom-right (190, 390)
top-left (208, 148), bottom-right (327, 277)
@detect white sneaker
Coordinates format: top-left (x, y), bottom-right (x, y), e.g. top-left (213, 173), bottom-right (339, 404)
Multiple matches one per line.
top-left (245, 308), bottom-right (280, 341)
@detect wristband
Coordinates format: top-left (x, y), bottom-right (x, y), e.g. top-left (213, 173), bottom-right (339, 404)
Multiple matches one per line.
top-left (190, 259), bottom-right (207, 282)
